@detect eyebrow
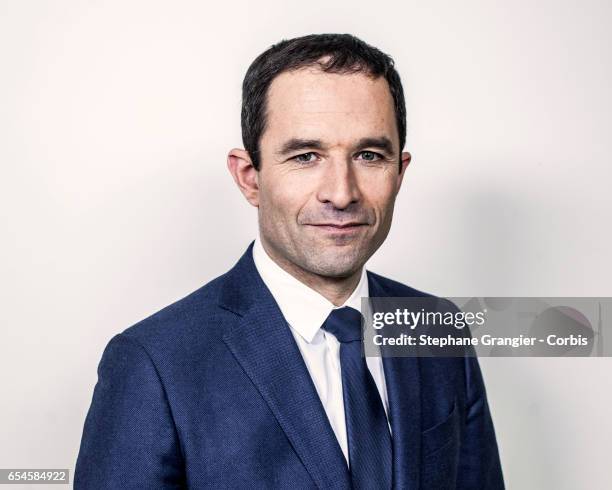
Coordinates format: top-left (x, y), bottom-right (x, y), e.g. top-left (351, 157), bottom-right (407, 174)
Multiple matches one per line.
top-left (276, 138), bottom-right (326, 156)
top-left (275, 136), bottom-right (395, 157)
top-left (354, 136), bottom-right (395, 156)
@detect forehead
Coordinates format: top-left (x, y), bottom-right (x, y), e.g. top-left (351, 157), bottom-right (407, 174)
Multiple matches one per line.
top-left (262, 67), bottom-right (398, 147)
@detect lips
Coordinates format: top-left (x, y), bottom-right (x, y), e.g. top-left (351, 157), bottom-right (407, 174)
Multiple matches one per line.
top-left (310, 222), bottom-right (366, 228)
top-left (306, 223), bottom-right (368, 236)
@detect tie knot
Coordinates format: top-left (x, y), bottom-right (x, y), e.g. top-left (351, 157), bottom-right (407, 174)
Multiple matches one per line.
top-left (322, 306), bottom-right (363, 343)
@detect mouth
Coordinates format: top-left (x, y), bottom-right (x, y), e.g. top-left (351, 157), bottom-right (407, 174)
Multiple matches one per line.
top-left (311, 222), bottom-right (366, 228)
top-left (306, 222), bottom-right (368, 235)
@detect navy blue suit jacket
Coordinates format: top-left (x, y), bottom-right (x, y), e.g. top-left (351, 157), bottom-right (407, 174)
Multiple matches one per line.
top-left (75, 242), bottom-right (504, 489)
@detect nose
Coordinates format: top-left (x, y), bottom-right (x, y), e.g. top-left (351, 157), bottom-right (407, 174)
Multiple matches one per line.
top-left (316, 158), bottom-right (362, 210)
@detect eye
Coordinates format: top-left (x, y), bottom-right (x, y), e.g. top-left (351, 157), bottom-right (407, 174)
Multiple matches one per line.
top-left (292, 152), bottom-right (319, 163)
top-left (356, 150), bottom-right (384, 162)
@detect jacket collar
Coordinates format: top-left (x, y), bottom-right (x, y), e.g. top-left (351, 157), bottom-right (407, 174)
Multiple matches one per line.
top-left (219, 242), bottom-right (351, 489)
top-left (368, 271), bottom-right (423, 490)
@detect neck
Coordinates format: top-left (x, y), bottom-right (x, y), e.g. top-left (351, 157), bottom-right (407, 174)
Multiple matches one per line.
top-left (259, 238), bottom-right (362, 307)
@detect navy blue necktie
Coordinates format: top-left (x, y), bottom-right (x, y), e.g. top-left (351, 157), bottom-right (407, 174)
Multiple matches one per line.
top-left (322, 306), bottom-right (392, 489)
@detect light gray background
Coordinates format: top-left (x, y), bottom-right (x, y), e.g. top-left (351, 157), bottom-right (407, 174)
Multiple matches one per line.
top-left (1, 1), bottom-right (611, 488)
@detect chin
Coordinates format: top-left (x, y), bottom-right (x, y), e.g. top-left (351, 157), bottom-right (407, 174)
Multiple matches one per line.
top-left (302, 251), bottom-right (365, 279)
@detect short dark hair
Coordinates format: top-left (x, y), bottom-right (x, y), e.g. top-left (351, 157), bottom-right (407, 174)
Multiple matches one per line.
top-left (241, 33), bottom-right (406, 172)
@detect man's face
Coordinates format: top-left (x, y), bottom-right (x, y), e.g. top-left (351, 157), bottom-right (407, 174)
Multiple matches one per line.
top-left (254, 67), bottom-right (409, 279)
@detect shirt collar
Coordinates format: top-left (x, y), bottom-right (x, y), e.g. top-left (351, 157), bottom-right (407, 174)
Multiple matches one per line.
top-left (252, 234), bottom-right (369, 343)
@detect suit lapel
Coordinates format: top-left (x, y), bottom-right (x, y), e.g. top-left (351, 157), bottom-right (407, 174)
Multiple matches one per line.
top-left (220, 243), bottom-right (351, 490)
top-left (368, 272), bottom-right (423, 490)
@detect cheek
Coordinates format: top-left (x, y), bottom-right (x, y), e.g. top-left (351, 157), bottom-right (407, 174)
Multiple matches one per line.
top-left (359, 173), bottom-right (398, 212)
top-left (259, 176), bottom-right (307, 220)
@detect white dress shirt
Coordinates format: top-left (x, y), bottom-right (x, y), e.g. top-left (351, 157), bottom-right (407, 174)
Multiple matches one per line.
top-left (252, 236), bottom-right (390, 464)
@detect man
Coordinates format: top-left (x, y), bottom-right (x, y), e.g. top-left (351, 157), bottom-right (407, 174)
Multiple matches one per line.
top-left (75, 33), bottom-right (504, 489)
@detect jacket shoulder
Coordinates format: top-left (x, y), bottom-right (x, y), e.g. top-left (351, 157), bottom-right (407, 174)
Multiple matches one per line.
top-left (118, 270), bottom-right (233, 347)
top-left (366, 270), bottom-right (434, 298)
top-left (367, 270), bottom-right (461, 316)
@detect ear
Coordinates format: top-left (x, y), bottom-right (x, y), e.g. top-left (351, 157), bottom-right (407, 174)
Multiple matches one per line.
top-left (395, 151), bottom-right (412, 193)
top-left (227, 148), bottom-right (259, 207)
